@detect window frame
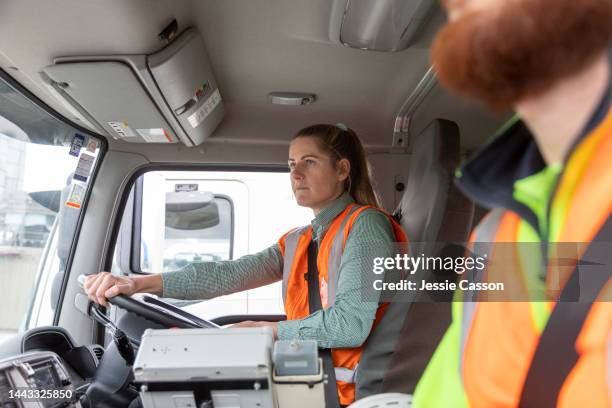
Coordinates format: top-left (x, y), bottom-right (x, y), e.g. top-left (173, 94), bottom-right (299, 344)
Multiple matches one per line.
top-left (0, 68), bottom-right (108, 328)
top-left (131, 177), bottom-right (237, 274)
top-left (104, 164), bottom-right (290, 276)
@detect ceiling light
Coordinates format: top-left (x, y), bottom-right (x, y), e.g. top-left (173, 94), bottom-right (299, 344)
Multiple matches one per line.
top-left (268, 92), bottom-right (316, 106)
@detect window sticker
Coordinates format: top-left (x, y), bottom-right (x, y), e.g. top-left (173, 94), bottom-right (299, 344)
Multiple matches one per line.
top-left (108, 121), bottom-right (136, 138)
top-left (136, 128), bottom-right (173, 143)
top-left (85, 138), bottom-right (98, 153)
top-left (175, 183), bottom-right (198, 192)
top-left (73, 153), bottom-right (95, 182)
top-left (69, 134), bottom-right (85, 156)
top-left (65, 183), bottom-right (86, 209)
top-left (187, 88), bottom-right (222, 129)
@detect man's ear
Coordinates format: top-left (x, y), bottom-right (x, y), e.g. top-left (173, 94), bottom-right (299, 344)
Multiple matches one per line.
top-left (337, 158), bottom-right (351, 181)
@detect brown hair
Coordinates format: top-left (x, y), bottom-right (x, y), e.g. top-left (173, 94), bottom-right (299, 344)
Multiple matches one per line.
top-left (432, 0), bottom-right (612, 110)
top-left (293, 124), bottom-right (381, 208)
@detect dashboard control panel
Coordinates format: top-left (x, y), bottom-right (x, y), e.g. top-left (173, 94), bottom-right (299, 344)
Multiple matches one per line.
top-left (0, 351), bottom-right (79, 408)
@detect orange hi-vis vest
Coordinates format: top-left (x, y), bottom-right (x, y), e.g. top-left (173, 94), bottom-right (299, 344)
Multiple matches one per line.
top-left (277, 203), bottom-right (408, 405)
top-left (414, 105), bottom-right (612, 407)
top-left (460, 108), bottom-right (612, 408)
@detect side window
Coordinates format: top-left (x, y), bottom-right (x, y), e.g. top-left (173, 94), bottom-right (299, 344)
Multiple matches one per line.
top-left (114, 170), bottom-right (312, 319)
top-left (0, 77), bottom-right (102, 340)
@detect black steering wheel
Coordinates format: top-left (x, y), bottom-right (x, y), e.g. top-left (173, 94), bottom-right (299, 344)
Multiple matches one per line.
top-left (107, 294), bottom-right (219, 329)
top-left (77, 274), bottom-right (218, 329)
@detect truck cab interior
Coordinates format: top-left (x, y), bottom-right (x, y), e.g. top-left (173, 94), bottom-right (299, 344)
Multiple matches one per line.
top-left (0, 1), bottom-right (509, 407)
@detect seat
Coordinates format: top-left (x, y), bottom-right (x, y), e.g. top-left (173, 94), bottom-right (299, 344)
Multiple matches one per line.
top-left (355, 119), bottom-right (475, 398)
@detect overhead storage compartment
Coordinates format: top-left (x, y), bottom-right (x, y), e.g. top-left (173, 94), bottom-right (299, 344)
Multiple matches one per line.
top-left (40, 28), bottom-right (223, 146)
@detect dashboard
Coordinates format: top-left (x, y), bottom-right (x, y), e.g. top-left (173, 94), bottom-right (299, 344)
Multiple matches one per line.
top-left (0, 351), bottom-right (77, 407)
top-left (0, 327), bottom-right (104, 408)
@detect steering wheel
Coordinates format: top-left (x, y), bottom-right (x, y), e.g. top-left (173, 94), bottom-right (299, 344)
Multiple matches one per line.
top-left (107, 294), bottom-right (219, 329)
top-left (77, 274), bottom-right (218, 329)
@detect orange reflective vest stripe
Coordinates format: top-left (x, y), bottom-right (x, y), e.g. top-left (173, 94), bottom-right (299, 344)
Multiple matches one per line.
top-left (278, 203), bottom-right (408, 405)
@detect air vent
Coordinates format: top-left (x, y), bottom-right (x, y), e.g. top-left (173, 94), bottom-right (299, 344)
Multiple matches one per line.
top-left (91, 346), bottom-right (104, 362)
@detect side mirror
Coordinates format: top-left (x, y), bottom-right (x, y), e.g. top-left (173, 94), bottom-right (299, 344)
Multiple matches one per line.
top-left (29, 190), bottom-right (62, 213)
top-left (165, 191), bottom-right (220, 230)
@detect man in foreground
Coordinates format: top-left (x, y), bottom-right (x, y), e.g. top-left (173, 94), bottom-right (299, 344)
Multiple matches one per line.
top-left (414, 0), bottom-right (612, 406)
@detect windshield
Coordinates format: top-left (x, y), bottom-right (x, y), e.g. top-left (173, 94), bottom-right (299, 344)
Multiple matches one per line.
top-left (0, 76), bottom-right (102, 342)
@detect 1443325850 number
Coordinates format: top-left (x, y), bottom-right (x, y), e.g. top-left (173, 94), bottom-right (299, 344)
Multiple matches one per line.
top-left (7, 388), bottom-right (73, 401)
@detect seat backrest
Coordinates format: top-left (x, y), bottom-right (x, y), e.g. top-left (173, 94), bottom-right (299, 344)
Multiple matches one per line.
top-left (397, 119), bottom-right (466, 241)
top-left (356, 119), bottom-right (474, 398)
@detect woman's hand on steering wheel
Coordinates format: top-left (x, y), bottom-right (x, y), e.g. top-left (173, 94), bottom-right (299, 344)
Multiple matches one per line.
top-left (83, 273), bottom-right (213, 329)
top-left (84, 272), bottom-right (137, 307)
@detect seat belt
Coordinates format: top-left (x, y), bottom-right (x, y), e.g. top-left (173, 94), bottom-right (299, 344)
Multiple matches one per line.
top-left (519, 216), bottom-right (612, 407)
top-left (307, 240), bottom-right (341, 408)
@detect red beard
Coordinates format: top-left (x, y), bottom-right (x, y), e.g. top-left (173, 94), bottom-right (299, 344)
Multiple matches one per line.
top-left (432, 0), bottom-right (612, 110)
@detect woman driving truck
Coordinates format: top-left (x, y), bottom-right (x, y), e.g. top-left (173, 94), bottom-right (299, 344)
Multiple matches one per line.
top-left (84, 123), bottom-right (407, 405)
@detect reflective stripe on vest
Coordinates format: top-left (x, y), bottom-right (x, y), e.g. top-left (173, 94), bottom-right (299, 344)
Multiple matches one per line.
top-left (281, 225), bottom-right (310, 303)
top-left (459, 209), bottom-right (505, 376)
top-left (335, 365), bottom-right (358, 383)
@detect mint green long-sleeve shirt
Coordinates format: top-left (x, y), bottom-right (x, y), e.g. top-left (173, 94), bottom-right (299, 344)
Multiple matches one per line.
top-left (161, 193), bottom-right (395, 348)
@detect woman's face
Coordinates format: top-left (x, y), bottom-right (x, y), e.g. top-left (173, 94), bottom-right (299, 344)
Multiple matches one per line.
top-left (288, 136), bottom-right (349, 214)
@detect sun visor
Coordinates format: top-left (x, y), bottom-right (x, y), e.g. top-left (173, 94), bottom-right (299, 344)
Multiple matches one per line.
top-left (40, 28), bottom-right (223, 146)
